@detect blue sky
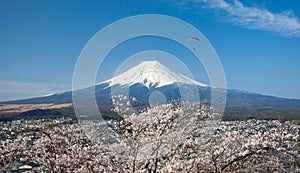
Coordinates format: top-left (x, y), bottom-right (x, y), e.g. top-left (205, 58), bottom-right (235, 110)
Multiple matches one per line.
top-left (0, 0), bottom-right (300, 101)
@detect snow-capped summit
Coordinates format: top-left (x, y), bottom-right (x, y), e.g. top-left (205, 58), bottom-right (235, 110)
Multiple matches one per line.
top-left (101, 60), bottom-right (208, 88)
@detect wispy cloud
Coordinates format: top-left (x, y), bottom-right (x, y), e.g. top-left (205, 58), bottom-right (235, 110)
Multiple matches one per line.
top-left (174, 0), bottom-right (300, 37)
top-left (0, 80), bottom-right (70, 101)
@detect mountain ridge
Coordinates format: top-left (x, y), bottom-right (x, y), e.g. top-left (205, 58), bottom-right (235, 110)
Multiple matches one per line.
top-left (1, 60), bottom-right (300, 119)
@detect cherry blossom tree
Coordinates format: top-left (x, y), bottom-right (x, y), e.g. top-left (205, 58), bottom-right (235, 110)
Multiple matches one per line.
top-left (0, 95), bottom-right (299, 172)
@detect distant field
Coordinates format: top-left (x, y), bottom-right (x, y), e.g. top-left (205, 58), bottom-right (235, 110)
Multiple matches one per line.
top-left (1, 103), bottom-right (300, 122)
top-left (0, 103), bottom-right (72, 114)
top-left (223, 106), bottom-right (300, 121)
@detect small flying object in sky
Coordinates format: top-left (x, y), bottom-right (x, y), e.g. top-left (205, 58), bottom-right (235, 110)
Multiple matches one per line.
top-left (188, 37), bottom-right (201, 42)
top-left (188, 37), bottom-right (201, 51)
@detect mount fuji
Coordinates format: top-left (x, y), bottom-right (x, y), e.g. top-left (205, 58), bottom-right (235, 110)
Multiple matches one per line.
top-left (96, 60), bottom-right (211, 106)
top-left (2, 60), bottom-right (300, 120)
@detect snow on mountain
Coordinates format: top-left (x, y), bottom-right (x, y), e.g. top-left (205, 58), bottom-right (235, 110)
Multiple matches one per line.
top-left (100, 60), bottom-right (208, 88)
top-left (42, 93), bottom-right (57, 97)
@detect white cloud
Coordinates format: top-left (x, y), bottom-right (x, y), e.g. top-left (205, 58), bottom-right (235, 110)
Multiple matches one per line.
top-left (0, 80), bottom-right (70, 101)
top-left (175, 0), bottom-right (300, 37)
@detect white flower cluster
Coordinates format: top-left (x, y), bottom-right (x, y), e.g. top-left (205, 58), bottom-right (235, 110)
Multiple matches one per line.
top-left (111, 95), bottom-right (136, 115)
